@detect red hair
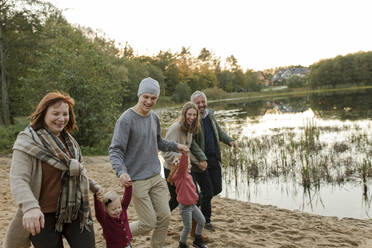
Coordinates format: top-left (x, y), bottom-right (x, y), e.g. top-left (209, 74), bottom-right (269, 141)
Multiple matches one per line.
top-left (29, 91), bottom-right (77, 132)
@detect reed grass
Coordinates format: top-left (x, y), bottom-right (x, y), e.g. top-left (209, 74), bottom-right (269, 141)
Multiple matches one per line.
top-left (158, 107), bottom-right (371, 190)
top-left (220, 117), bottom-right (372, 189)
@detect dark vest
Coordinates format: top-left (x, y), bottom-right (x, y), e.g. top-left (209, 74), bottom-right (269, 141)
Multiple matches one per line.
top-left (202, 116), bottom-right (217, 158)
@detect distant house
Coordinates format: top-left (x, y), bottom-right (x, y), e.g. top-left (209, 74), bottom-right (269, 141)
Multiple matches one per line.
top-left (271, 67), bottom-right (309, 84)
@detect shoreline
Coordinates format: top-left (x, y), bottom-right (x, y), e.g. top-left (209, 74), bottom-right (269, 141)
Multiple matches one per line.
top-left (1, 156), bottom-right (372, 247)
top-left (155, 85), bottom-right (372, 109)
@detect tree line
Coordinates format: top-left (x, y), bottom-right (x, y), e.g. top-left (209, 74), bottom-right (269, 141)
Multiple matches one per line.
top-left (1, 0), bottom-right (372, 153)
top-left (308, 52), bottom-right (372, 88)
top-left (268, 51), bottom-right (372, 89)
top-left (0, 0), bottom-right (262, 153)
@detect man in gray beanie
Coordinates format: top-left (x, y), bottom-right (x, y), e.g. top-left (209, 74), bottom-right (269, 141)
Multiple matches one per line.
top-left (109, 77), bottom-right (189, 248)
top-left (137, 77), bottom-right (160, 97)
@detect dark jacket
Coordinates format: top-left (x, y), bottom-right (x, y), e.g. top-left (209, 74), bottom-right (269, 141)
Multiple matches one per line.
top-left (190, 109), bottom-right (233, 173)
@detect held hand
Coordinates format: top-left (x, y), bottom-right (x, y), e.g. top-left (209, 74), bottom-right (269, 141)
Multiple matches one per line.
top-left (230, 141), bottom-right (238, 149)
top-left (23, 208), bottom-right (44, 236)
top-left (198, 160), bottom-right (207, 171)
top-left (173, 157), bottom-right (180, 166)
top-left (177, 144), bottom-right (189, 153)
top-left (119, 173), bottom-right (133, 188)
top-left (96, 186), bottom-right (105, 201)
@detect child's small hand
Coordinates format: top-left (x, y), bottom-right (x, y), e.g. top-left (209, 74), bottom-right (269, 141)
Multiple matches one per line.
top-left (124, 180), bottom-right (132, 188)
top-left (230, 140), bottom-right (238, 150)
top-left (119, 173), bottom-right (133, 188)
top-left (96, 186), bottom-right (105, 201)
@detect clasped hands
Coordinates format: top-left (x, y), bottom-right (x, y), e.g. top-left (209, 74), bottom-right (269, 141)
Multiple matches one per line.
top-left (119, 173), bottom-right (133, 188)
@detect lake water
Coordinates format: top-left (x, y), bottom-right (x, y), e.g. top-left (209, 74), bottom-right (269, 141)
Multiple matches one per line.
top-left (158, 88), bottom-right (372, 219)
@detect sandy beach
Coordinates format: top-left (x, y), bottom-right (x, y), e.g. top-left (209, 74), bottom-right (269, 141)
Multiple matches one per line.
top-left (1, 155), bottom-right (372, 248)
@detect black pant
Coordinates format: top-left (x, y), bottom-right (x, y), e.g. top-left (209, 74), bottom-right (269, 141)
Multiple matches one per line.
top-left (30, 213), bottom-right (95, 248)
top-left (164, 167), bottom-right (179, 212)
top-left (192, 160), bottom-right (222, 223)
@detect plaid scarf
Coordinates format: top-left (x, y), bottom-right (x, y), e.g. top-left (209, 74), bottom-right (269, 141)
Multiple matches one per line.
top-left (13, 126), bottom-right (92, 232)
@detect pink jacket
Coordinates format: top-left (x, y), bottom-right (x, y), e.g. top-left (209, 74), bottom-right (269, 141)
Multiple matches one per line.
top-left (172, 153), bottom-right (198, 206)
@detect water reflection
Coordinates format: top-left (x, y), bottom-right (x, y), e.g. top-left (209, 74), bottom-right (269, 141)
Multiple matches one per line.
top-left (158, 88), bottom-right (372, 219)
top-left (222, 166), bottom-right (372, 219)
top-left (310, 89), bottom-right (372, 120)
top-left (208, 88), bottom-right (372, 121)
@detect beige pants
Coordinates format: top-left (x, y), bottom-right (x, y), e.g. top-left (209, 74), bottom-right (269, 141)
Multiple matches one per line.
top-left (130, 174), bottom-right (171, 248)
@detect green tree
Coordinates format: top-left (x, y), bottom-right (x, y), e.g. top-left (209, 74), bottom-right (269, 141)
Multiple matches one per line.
top-left (163, 63), bottom-right (180, 96)
top-left (217, 70), bottom-right (234, 92)
top-left (176, 47), bottom-right (194, 84)
top-left (233, 70), bottom-right (245, 91)
top-left (0, 0), bottom-right (55, 125)
top-left (244, 69), bottom-right (262, 91)
top-left (225, 55), bottom-right (240, 72)
top-left (171, 82), bottom-right (191, 103)
top-left (123, 41), bottom-right (134, 59)
top-left (26, 17), bottom-right (126, 148)
top-left (285, 75), bottom-right (308, 88)
top-left (153, 50), bottom-right (178, 95)
top-left (308, 51), bottom-right (372, 88)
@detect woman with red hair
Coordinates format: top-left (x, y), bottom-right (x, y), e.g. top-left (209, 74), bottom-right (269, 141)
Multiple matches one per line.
top-left (4, 91), bottom-right (103, 248)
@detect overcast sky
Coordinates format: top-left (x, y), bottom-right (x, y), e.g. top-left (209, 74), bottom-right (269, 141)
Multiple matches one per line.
top-left (49, 0), bottom-right (372, 71)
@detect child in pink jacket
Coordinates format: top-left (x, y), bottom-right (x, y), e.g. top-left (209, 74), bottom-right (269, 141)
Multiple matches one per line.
top-left (172, 153), bottom-right (207, 248)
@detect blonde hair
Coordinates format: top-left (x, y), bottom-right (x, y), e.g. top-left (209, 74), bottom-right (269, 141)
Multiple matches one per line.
top-left (167, 156), bottom-right (181, 185)
top-left (102, 191), bottom-right (120, 211)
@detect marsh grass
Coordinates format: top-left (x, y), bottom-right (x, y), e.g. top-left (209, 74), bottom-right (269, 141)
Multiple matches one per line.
top-left (158, 106), bottom-right (371, 192)
top-left (221, 118), bottom-right (372, 190)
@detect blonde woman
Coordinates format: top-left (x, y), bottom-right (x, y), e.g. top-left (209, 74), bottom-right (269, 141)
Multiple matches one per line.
top-left (162, 102), bottom-right (201, 211)
top-left (162, 102), bottom-right (209, 244)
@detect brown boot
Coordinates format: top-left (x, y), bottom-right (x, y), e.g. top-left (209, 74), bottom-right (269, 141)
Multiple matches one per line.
top-left (190, 220), bottom-right (196, 237)
top-left (190, 220), bottom-right (209, 242)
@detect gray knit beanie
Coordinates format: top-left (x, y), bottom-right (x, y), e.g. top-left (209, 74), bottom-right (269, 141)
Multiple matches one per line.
top-left (137, 77), bottom-right (160, 97)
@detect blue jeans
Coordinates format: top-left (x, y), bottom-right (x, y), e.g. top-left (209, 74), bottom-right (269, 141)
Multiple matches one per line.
top-left (178, 204), bottom-right (206, 243)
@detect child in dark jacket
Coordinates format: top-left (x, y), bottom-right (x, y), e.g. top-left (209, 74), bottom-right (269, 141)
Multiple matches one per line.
top-left (171, 153), bottom-right (207, 248)
top-left (94, 186), bottom-right (132, 248)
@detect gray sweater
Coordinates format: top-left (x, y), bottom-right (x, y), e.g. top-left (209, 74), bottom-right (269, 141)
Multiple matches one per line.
top-left (109, 108), bottom-right (178, 181)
